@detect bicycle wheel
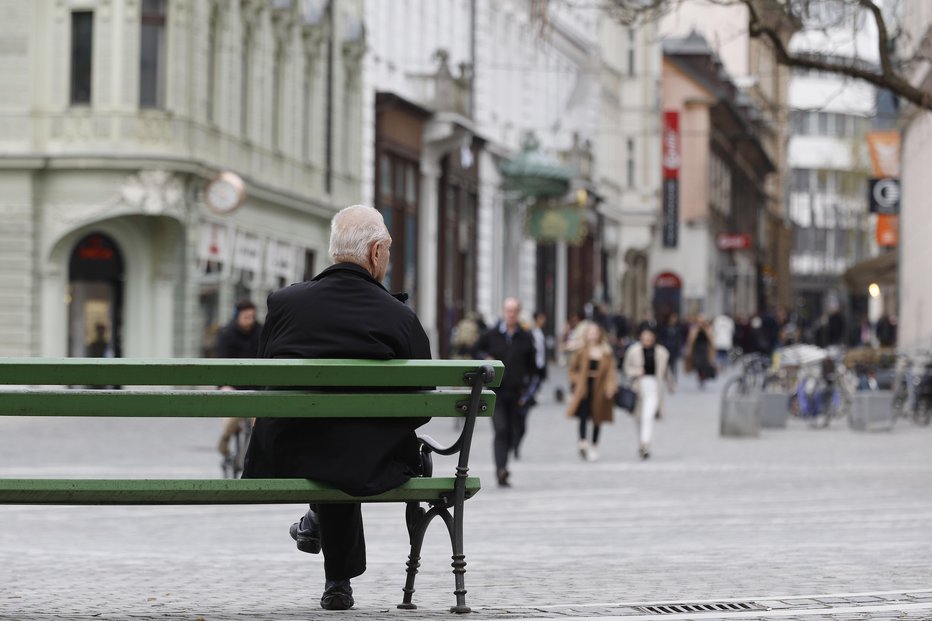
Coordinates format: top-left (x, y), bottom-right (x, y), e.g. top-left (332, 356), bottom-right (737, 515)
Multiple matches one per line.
top-left (891, 385), bottom-right (907, 424)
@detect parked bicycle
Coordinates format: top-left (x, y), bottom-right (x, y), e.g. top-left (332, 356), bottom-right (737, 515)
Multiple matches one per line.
top-left (721, 352), bottom-right (776, 398)
top-left (786, 350), bottom-right (855, 429)
top-left (892, 352), bottom-right (932, 427)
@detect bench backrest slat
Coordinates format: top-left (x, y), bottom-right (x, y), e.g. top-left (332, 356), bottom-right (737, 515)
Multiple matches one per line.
top-left (0, 358), bottom-right (504, 388)
top-left (0, 389), bottom-right (494, 418)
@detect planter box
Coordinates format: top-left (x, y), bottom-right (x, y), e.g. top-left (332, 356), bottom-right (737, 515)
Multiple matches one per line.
top-left (759, 391), bottom-right (791, 428)
top-left (720, 395), bottom-right (761, 437)
top-left (848, 391), bottom-right (894, 431)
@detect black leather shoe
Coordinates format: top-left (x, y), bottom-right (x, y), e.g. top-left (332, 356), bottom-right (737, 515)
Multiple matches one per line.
top-left (320, 579), bottom-right (354, 610)
top-left (496, 469), bottom-right (511, 487)
top-left (289, 512), bottom-right (321, 554)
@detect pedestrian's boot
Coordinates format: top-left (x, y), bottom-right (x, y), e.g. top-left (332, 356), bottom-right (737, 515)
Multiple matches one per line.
top-left (496, 468), bottom-right (511, 487)
top-left (578, 439), bottom-right (589, 460)
top-left (588, 445), bottom-right (599, 462)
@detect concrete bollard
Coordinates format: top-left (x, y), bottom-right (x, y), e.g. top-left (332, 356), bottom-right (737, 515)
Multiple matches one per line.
top-left (720, 395), bottom-right (761, 437)
top-left (848, 391), bottom-right (894, 431)
top-left (759, 392), bottom-right (791, 428)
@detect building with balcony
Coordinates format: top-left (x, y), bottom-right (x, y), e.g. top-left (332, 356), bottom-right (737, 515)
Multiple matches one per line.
top-left (656, 32), bottom-right (774, 320)
top-left (786, 4), bottom-right (880, 331)
top-left (0, 0), bottom-right (363, 357)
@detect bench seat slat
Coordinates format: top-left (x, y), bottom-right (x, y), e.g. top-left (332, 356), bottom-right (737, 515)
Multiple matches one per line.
top-left (0, 358), bottom-right (504, 388)
top-left (0, 477), bottom-right (481, 505)
top-left (0, 390), bottom-right (496, 418)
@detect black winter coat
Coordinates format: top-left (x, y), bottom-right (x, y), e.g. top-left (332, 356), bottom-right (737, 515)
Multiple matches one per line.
top-left (475, 322), bottom-right (536, 397)
top-left (215, 322), bottom-right (262, 359)
top-left (242, 262), bottom-right (431, 496)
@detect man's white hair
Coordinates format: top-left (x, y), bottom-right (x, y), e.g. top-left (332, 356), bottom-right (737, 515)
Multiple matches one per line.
top-left (329, 204), bottom-right (390, 264)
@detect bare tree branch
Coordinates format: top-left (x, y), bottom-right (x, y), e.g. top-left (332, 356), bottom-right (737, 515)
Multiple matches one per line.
top-left (600, 0), bottom-right (932, 111)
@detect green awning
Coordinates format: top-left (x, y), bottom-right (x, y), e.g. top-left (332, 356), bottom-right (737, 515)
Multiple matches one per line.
top-left (500, 133), bottom-right (573, 198)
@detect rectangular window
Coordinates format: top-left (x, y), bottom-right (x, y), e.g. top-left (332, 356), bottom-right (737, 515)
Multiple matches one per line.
top-left (302, 249), bottom-right (316, 281)
top-left (241, 28), bottom-right (252, 137)
top-left (139, 0), bottom-right (167, 108)
top-left (206, 12), bottom-right (218, 122)
top-left (626, 138), bottom-right (635, 187)
top-left (817, 112), bottom-right (830, 135)
top-left (70, 11), bottom-right (93, 105)
top-left (272, 46), bottom-right (284, 150)
top-left (793, 168), bottom-right (810, 192)
top-left (627, 29), bottom-right (636, 76)
top-left (302, 59), bottom-right (312, 161)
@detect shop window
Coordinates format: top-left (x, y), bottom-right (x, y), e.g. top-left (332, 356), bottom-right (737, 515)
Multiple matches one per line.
top-left (377, 152), bottom-right (419, 303)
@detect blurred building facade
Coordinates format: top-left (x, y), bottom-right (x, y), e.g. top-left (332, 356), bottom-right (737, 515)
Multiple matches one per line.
top-left (364, 0), bottom-right (646, 354)
top-left (896, 0), bottom-right (932, 351)
top-left (660, 1), bottom-right (794, 318)
top-left (655, 32), bottom-right (774, 321)
top-left (599, 18), bottom-right (663, 328)
top-left (0, 0), bottom-right (363, 357)
top-left (787, 3), bottom-right (881, 331)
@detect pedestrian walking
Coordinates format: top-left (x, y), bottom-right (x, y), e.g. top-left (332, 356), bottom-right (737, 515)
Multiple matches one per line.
top-left (215, 298), bottom-right (262, 459)
top-left (623, 326), bottom-right (675, 460)
top-left (565, 322), bottom-right (618, 462)
top-left (475, 297), bottom-right (537, 487)
top-left (685, 315), bottom-right (716, 389)
top-left (712, 313), bottom-right (735, 368)
top-left (242, 205), bottom-right (431, 610)
top-left (658, 312), bottom-right (684, 379)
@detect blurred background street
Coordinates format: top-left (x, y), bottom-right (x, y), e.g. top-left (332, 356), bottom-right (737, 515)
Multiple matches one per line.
top-left (1, 366), bottom-right (930, 619)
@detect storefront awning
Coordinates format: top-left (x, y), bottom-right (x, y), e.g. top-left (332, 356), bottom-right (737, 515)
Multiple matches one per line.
top-left (500, 133), bottom-right (573, 198)
top-left (842, 250), bottom-right (898, 291)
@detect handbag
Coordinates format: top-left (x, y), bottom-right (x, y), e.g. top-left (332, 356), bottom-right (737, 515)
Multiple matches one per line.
top-left (614, 385), bottom-right (637, 412)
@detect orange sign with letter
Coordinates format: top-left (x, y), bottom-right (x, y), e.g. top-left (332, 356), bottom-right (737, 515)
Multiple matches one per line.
top-left (876, 214), bottom-right (899, 247)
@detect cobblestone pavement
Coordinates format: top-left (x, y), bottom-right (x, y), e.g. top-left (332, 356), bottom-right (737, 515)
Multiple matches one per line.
top-left (1, 366), bottom-right (930, 620)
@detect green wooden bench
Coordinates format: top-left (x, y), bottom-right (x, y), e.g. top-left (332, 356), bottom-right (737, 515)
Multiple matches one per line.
top-left (0, 357), bottom-right (502, 613)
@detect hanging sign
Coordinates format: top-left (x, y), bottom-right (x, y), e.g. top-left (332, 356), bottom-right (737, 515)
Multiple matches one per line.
top-left (662, 111), bottom-right (680, 248)
top-left (866, 131), bottom-right (900, 245)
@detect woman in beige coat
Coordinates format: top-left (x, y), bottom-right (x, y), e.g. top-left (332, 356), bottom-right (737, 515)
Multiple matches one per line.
top-left (566, 322), bottom-right (618, 461)
top-left (623, 326), bottom-right (675, 460)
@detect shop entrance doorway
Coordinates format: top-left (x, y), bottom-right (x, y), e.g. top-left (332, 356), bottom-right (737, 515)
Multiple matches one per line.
top-left (67, 233), bottom-right (125, 358)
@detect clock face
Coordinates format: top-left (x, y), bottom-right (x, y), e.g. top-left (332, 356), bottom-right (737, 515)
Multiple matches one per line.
top-left (205, 172), bottom-right (245, 214)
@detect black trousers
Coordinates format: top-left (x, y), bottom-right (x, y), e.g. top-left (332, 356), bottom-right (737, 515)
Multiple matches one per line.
top-left (313, 503), bottom-right (366, 581)
top-left (492, 393), bottom-right (521, 472)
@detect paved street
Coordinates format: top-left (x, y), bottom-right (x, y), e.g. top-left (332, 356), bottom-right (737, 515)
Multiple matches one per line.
top-left (1, 366), bottom-right (931, 620)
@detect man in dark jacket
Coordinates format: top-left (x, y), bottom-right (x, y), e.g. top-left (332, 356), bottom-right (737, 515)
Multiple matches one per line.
top-left (243, 205), bottom-right (431, 611)
top-left (475, 297), bottom-right (536, 488)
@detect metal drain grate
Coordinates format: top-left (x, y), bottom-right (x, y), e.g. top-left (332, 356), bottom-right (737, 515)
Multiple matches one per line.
top-left (636, 601), bottom-right (768, 615)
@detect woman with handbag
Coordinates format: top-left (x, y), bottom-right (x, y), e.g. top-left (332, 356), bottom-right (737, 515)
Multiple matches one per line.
top-left (565, 322), bottom-right (618, 462)
top-left (623, 326), bottom-right (676, 460)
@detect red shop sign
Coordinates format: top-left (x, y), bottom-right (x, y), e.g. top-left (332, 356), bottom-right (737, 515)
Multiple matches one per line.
top-left (654, 271), bottom-right (682, 289)
top-left (716, 233), bottom-right (752, 251)
top-left (662, 111), bottom-right (680, 180)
